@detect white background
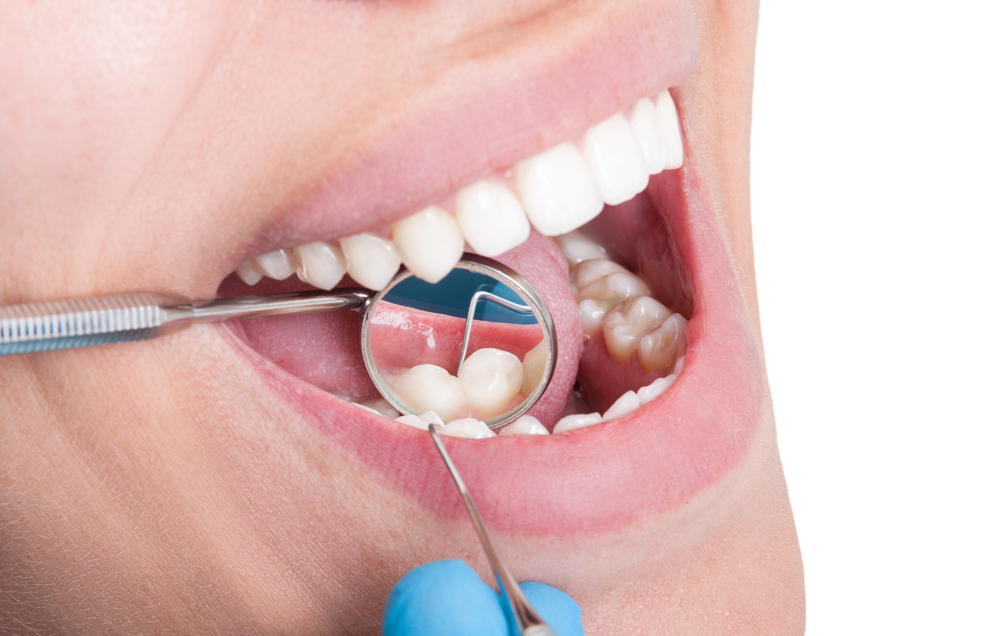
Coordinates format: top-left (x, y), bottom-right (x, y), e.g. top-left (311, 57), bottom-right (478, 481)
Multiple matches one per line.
top-left (751, 0), bottom-right (999, 633)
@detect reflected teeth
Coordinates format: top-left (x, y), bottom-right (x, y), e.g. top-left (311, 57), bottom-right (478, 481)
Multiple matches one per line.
top-left (392, 206), bottom-right (464, 284)
top-left (294, 241), bottom-right (347, 290)
top-left (391, 364), bottom-right (465, 422)
top-left (520, 339), bottom-right (547, 397)
top-left (458, 348), bottom-right (524, 419)
top-left (339, 233), bottom-right (402, 291)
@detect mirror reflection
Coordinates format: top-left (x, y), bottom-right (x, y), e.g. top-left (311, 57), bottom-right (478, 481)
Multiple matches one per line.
top-left (365, 264), bottom-right (549, 427)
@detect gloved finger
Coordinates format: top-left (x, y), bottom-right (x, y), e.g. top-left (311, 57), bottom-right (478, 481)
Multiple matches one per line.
top-left (383, 560), bottom-right (507, 636)
top-left (520, 582), bottom-right (585, 636)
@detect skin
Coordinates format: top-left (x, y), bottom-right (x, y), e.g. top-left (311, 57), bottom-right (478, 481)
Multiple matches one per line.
top-left (0, 0), bottom-right (805, 634)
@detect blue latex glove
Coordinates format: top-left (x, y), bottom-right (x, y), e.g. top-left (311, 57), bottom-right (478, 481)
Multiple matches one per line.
top-left (383, 560), bottom-right (585, 636)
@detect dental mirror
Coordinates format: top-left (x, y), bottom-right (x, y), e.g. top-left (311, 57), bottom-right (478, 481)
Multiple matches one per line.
top-left (363, 253), bottom-right (556, 429)
top-left (0, 253), bottom-right (556, 430)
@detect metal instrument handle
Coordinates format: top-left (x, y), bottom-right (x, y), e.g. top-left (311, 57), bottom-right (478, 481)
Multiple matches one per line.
top-left (0, 289), bottom-right (370, 356)
top-left (0, 293), bottom-right (191, 355)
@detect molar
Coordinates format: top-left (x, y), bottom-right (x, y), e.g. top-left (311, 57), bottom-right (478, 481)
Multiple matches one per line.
top-left (553, 231), bottom-right (607, 267)
top-left (603, 296), bottom-right (673, 362)
top-left (638, 313), bottom-right (687, 371)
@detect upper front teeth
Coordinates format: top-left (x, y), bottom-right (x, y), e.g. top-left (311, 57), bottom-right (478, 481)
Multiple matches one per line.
top-left (391, 206), bottom-right (464, 284)
top-left (235, 90), bottom-right (684, 289)
top-left (339, 233), bottom-right (402, 291)
top-left (582, 113), bottom-right (650, 205)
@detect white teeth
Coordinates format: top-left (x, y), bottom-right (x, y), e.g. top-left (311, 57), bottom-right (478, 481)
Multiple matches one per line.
top-left (601, 390), bottom-right (641, 421)
top-left (360, 398), bottom-right (400, 419)
top-left (235, 260), bottom-right (263, 285)
top-left (394, 411), bottom-right (444, 430)
top-left (394, 414), bottom-right (430, 430)
top-left (603, 296), bottom-right (673, 362)
top-left (499, 415), bottom-right (549, 436)
top-left (520, 339), bottom-right (548, 397)
top-left (570, 259), bottom-right (631, 289)
top-left (440, 418), bottom-right (497, 439)
top-left (553, 412), bottom-right (602, 434)
top-left (294, 241), bottom-right (347, 290)
top-left (339, 232), bottom-right (402, 291)
top-left (577, 298), bottom-right (608, 336)
top-left (253, 248), bottom-right (297, 280)
top-left (638, 313), bottom-right (687, 371)
top-left (582, 113), bottom-right (650, 205)
top-left (455, 181), bottom-right (531, 257)
top-left (657, 90), bottom-right (684, 170)
top-left (391, 206), bottom-right (465, 284)
top-left (628, 98), bottom-right (669, 174)
top-left (458, 348), bottom-right (524, 419)
top-left (553, 231), bottom-right (608, 267)
top-left (637, 375), bottom-right (676, 404)
top-left (418, 411), bottom-right (445, 427)
top-left (575, 272), bottom-right (651, 336)
top-left (389, 364), bottom-right (465, 422)
top-left (515, 142), bottom-right (604, 236)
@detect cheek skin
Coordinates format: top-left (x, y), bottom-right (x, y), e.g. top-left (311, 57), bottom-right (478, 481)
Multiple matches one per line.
top-left (0, 0), bottom-right (235, 300)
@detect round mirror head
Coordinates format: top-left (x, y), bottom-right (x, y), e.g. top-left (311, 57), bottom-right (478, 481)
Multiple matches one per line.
top-left (361, 254), bottom-right (556, 429)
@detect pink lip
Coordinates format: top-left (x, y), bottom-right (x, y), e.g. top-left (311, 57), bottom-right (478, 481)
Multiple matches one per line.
top-left (237, 160), bottom-right (763, 536)
top-left (219, 2), bottom-right (763, 536)
top-left (252, 0), bottom-right (699, 257)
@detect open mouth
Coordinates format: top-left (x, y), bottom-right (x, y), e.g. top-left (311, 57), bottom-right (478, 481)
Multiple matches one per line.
top-left (186, 3), bottom-right (762, 539)
top-left (211, 90), bottom-right (762, 536)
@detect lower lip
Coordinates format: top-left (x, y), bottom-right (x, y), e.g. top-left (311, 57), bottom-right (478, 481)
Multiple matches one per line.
top-left (236, 163), bottom-right (763, 537)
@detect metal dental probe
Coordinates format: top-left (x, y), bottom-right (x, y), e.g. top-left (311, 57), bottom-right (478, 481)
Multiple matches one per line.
top-left (0, 289), bottom-right (372, 355)
top-left (428, 423), bottom-right (557, 636)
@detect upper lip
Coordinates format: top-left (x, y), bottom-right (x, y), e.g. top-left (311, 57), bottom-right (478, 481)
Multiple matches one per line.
top-left (225, 0), bottom-right (698, 276)
top-left (213, 0), bottom-right (764, 537)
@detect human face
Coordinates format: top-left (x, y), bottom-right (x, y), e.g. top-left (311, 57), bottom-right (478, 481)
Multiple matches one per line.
top-left (0, 1), bottom-right (804, 634)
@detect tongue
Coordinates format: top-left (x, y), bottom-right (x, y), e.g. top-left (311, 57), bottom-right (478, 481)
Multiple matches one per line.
top-left (219, 231), bottom-right (583, 427)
